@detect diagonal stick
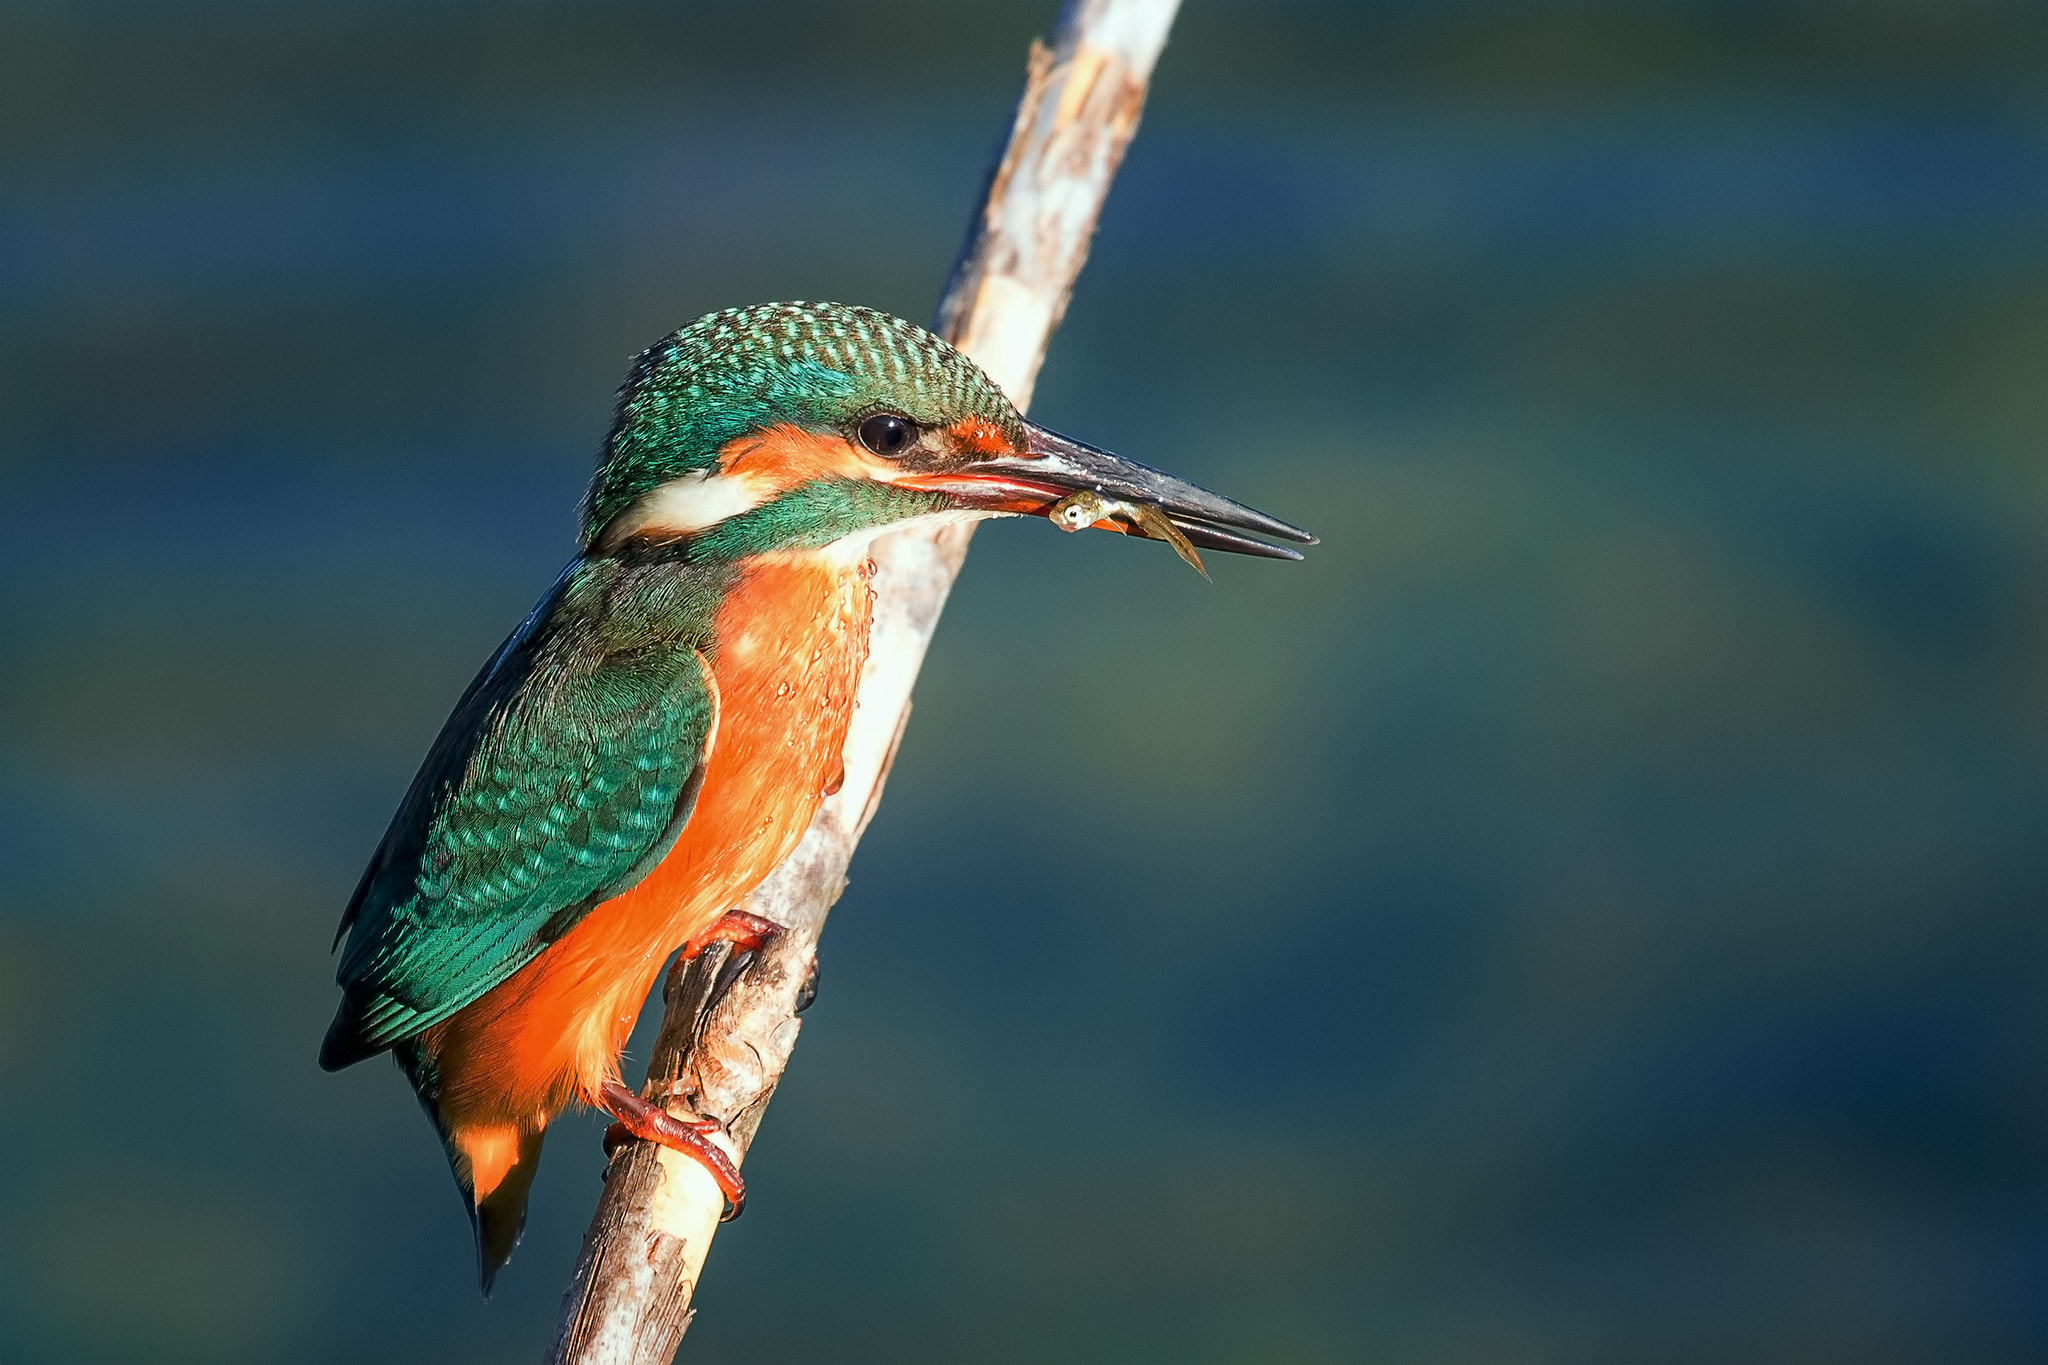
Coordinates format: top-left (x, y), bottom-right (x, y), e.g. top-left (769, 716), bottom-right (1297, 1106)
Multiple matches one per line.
top-left (547, 4), bottom-right (1181, 1359)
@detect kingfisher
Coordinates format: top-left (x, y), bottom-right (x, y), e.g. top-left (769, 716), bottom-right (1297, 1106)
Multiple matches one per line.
top-left (320, 301), bottom-right (1312, 1291)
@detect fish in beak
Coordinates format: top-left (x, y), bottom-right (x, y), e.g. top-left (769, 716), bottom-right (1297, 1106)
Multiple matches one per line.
top-left (911, 422), bottom-right (1317, 565)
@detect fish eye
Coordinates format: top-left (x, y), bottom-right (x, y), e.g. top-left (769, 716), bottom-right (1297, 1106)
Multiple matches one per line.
top-left (857, 412), bottom-right (916, 457)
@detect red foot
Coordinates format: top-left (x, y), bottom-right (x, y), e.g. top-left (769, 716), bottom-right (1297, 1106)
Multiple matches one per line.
top-left (599, 1080), bottom-right (747, 1220)
top-left (682, 909), bottom-right (782, 960)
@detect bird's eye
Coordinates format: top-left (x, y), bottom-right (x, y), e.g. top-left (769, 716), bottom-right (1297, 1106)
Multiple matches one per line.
top-left (857, 412), bottom-right (916, 457)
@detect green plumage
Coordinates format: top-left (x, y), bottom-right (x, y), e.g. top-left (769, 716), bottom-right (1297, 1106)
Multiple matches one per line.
top-left (690, 476), bottom-right (950, 559)
top-left (320, 557), bottom-right (728, 1069)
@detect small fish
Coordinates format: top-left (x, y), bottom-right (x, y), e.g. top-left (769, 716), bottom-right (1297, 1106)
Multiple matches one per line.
top-left (1047, 489), bottom-right (1209, 579)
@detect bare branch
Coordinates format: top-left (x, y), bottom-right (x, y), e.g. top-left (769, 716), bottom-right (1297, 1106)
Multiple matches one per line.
top-left (547, 4), bottom-right (1180, 1359)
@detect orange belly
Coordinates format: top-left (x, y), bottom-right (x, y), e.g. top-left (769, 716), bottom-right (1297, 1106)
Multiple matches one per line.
top-left (420, 549), bottom-right (872, 1188)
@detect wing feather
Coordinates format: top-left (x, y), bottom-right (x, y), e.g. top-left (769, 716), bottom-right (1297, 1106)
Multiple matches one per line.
top-left (320, 566), bottom-right (716, 1070)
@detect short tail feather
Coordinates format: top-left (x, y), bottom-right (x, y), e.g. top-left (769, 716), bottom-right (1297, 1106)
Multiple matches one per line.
top-left (464, 1129), bottom-right (544, 1301)
top-left (394, 1041), bottom-right (549, 1295)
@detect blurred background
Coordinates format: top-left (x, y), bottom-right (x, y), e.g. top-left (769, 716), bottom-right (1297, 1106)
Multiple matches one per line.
top-left (3, 1), bottom-right (2043, 1361)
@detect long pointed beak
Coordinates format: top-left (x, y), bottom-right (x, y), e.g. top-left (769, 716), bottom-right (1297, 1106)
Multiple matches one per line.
top-left (909, 422), bottom-right (1317, 561)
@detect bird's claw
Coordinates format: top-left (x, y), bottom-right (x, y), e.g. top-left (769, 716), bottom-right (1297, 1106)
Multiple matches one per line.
top-left (681, 909), bottom-right (783, 960)
top-left (599, 1080), bottom-right (746, 1220)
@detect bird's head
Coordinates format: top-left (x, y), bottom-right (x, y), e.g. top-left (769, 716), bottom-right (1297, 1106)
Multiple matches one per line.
top-left (584, 301), bottom-right (1313, 564)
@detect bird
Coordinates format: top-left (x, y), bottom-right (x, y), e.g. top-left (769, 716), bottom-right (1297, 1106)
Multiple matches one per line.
top-left (320, 301), bottom-right (1313, 1292)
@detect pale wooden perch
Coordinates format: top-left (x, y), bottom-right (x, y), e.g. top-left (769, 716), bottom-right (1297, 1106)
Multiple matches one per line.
top-left (547, 3), bottom-right (1181, 1359)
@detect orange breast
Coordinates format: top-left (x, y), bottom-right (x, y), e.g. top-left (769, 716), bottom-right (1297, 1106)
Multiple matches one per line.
top-left (421, 550), bottom-right (873, 1140)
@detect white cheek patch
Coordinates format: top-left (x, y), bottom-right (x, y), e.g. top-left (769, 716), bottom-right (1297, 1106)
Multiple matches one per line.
top-left (604, 471), bottom-right (770, 545)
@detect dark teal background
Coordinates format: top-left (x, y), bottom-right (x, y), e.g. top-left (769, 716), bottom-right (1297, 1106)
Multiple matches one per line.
top-left (3, 2), bottom-right (2043, 1361)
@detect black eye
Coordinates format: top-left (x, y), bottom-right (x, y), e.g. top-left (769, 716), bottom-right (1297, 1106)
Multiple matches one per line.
top-left (857, 412), bottom-right (916, 457)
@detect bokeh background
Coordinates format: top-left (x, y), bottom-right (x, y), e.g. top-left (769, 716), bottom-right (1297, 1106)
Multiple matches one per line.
top-left (3, 2), bottom-right (2043, 1360)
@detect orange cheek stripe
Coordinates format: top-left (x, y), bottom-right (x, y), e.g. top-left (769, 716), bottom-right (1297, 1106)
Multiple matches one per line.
top-left (719, 423), bottom-right (870, 488)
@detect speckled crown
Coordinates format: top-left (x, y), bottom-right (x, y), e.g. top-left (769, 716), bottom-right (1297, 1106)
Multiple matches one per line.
top-left (583, 302), bottom-right (1021, 543)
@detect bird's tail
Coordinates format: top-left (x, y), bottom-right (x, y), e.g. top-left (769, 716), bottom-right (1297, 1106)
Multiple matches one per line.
top-left (451, 1121), bottom-right (547, 1295)
top-left (395, 1041), bottom-right (549, 1296)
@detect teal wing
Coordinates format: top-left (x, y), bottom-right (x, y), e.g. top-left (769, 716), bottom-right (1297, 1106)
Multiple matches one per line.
top-left (319, 568), bottom-right (716, 1070)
